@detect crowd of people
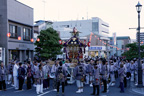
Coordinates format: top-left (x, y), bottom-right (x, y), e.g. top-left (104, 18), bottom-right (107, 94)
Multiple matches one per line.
top-left (0, 57), bottom-right (144, 96)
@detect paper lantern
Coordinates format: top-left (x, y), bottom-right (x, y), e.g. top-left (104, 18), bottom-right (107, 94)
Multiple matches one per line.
top-left (59, 40), bottom-right (62, 45)
top-left (7, 33), bottom-right (11, 37)
top-left (18, 36), bottom-right (21, 40)
top-left (31, 38), bottom-right (34, 42)
top-left (87, 42), bottom-right (91, 47)
top-left (37, 38), bottom-right (40, 42)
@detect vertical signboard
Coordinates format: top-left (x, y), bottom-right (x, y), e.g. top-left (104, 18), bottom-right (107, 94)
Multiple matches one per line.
top-left (113, 33), bottom-right (116, 45)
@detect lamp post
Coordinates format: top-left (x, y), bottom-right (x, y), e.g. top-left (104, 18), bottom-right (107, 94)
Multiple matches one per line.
top-left (136, 1), bottom-right (143, 87)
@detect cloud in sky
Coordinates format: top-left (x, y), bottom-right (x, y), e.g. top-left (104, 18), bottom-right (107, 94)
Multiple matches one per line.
top-left (18, 0), bottom-right (144, 39)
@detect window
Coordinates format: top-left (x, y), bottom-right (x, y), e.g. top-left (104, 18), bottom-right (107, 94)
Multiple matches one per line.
top-left (92, 22), bottom-right (99, 32)
top-left (23, 28), bottom-right (31, 41)
top-left (9, 24), bottom-right (17, 38)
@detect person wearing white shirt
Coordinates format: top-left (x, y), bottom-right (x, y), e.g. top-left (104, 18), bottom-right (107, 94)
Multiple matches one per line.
top-left (13, 61), bottom-right (19, 90)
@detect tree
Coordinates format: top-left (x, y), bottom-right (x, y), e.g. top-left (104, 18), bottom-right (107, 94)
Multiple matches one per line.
top-left (34, 28), bottom-right (63, 60)
top-left (122, 43), bottom-right (144, 60)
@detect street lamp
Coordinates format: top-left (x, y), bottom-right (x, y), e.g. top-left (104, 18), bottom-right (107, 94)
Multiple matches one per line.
top-left (136, 1), bottom-right (143, 87)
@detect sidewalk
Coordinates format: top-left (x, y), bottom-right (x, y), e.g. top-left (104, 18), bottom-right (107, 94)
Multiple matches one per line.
top-left (131, 87), bottom-right (144, 95)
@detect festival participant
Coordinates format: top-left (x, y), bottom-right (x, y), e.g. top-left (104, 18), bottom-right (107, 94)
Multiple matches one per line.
top-left (36, 65), bottom-right (44, 94)
top-left (130, 61), bottom-right (135, 82)
top-left (51, 60), bottom-right (59, 91)
top-left (56, 61), bottom-right (67, 94)
top-left (33, 61), bottom-right (38, 87)
top-left (74, 62), bottom-right (86, 93)
top-left (13, 61), bottom-right (19, 90)
top-left (123, 61), bottom-right (127, 88)
top-left (18, 62), bottom-right (25, 90)
top-left (7, 60), bottom-right (14, 85)
top-left (100, 59), bottom-right (108, 93)
top-left (0, 61), bottom-right (7, 91)
top-left (110, 62), bottom-right (115, 86)
top-left (118, 64), bottom-right (125, 93)
top-left (91, 64), bottom-right (100, 96)
top-left (87, 60), bottom-right (94, 87)
top-left (114, 59), bottom-right (119, 79)
top-left (62, 60), bottom-right (70, 86)
top-left (43, 61), bottom-right (50, 90)
top-left (27, 61), bottom-right (32, 90)
top-left (126, 60), bottom-right (131, 79)
top-left (134, 59), bottom-right (138, 85)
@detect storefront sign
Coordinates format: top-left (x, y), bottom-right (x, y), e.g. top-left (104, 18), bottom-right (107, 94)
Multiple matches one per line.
top-left (88, 46), bottom-right (106, 51)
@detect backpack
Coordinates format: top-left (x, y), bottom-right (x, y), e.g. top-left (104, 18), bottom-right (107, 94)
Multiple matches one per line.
top-left (58, 67), bottom-right (63, 74)
top-left (78, 65), bottom-right (84, 75)
top-left (57, 67), bottom-right (64, 80)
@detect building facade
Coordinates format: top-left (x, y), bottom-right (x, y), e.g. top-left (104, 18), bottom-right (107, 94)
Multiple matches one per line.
top-left (53, 17), bottom-right (110, 58)
top-left (109, 36), bottom-right (131, 57)
top-left (0, 0), bottom-right (34, 65)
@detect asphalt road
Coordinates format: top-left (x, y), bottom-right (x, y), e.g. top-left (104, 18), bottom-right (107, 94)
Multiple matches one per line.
top-left (0, 79), bottom-right (143, 96)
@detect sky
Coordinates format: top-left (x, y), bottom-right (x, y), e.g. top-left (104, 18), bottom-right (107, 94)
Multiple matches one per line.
top-left (18, 0), bottom-right (144, 39)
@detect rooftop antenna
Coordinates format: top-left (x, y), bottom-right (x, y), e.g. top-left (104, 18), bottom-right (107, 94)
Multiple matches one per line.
top-left (42, 0), bottom-right (46, 20)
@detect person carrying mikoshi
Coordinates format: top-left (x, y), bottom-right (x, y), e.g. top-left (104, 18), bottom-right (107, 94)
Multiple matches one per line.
top-left (55, 61), bottom-right (67, 94)
top-left (91, 64), bottom-right (100, 96)
top-left (74, 61), bottom-right (86, 93)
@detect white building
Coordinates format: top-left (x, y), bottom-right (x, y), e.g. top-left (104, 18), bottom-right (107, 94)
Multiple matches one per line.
top-left (53, 17), bottom-right (110, 58)
top-left (53, 17), bottom-right (109, 38)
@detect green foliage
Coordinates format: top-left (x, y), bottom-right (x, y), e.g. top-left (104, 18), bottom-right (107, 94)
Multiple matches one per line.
top-left (34, 28), bottom-right (63, 59)
top-left (122, 43), bottom-right (144, 60)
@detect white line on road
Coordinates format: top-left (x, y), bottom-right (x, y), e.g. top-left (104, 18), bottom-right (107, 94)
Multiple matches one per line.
top-left (7, 87), bottom-right (14, 90)
top-left (14, 90), bottom-right (24, 93)
top-left (37, 89), bottom-right (54, 96)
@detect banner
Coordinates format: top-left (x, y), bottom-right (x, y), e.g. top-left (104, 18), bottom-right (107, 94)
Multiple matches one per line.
top-left (113, 33), bottom-right (116, 45)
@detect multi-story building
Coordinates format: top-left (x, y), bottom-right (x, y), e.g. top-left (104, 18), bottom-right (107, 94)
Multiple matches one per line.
top-left (34, 20), bottom-right (53, 41)
top-left (109, 36), bottom-right (131, 57)
top-left (53, 17), bottom-right (110, 58)
top-left (0, 0), bottom-right (34, 65)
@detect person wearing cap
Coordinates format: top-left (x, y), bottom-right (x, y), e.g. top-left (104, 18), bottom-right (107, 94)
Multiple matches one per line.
top-left (0, 61), bottom-right (7, 91)
top-left (36, 65), bottom-right (44, 94)
top-left (43, 61), bottom-right (50, 90)
top-left (87, 60), bottom-right (94, 87)
top-left (18, 62), bottom-right (25, 90)
top-left (118, 64), bottom-right (125, 93)
top-left (141, 60), bottom-right (144, 86)
top-left (74, 61), bottom-right (86, 93)
top-left (91, 64), bottom-right (100, 96)
top-left (7, 60), bottom-right (14, 85)
top-left (13, 61), bottom-right (19, 90)
top-left (55, 61), bottom-right (67, 94)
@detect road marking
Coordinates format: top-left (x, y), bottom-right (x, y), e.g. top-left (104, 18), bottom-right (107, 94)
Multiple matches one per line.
top-left (7, 87), bottom-right (14, 90)
top-left (14, 90), bottom-right (24, 93)
top-left (38, 86), bottom-right (62, 96)
top-left (37, 89), bottom-right (54, 96)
